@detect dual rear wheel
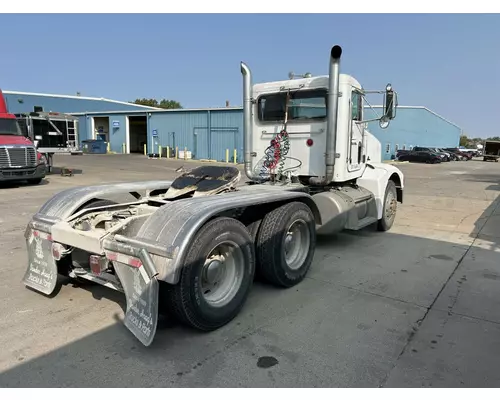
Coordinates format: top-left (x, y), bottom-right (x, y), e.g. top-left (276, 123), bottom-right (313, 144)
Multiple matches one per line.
top-left (166, 201), bottom-right (317, 331)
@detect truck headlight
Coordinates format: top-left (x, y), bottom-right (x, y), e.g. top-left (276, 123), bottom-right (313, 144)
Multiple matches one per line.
top-left (37, 153), bottom-right (47, 165)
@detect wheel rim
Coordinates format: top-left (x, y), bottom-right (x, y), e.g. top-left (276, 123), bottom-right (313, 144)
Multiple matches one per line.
top-left (283, 219), bottom-right (310, 270)
top-left (385, 189), bottom-right (397, 221)
top-left (200, 240), bottom-right (245, 308)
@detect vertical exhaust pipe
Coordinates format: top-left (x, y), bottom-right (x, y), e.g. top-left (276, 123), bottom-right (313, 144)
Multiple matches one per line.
top-left (240, 61), bottom-right (258, 180)
top-left (309, 45), bottom-right (342, 186)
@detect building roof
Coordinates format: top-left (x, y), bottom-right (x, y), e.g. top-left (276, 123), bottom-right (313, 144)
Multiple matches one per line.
top-left (69, 106), bottom-right (244, 116)
top-left (364, 105), bottom-right (462, 130)
top-left (3, 90), bottom-right (163, 111)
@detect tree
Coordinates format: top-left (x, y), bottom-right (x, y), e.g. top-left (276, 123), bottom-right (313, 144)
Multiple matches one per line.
top-left (159, 99), bottom-right (182, 109)
top-left (130, 98), bottom-right (183, 109)
top-left (459, 135), bottom-right (469, 147)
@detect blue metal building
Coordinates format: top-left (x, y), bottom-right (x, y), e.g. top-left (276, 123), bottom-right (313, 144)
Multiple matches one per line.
top-left (72, 108), bottom-right (244, 161)
top-left (363, 106), bottom-right (462, 160)
top-left (3, 90), bottom-right (462, 163)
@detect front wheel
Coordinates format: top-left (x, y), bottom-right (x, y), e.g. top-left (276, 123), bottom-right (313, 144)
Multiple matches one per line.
top-left (166, 217), bottom-right (255, 331)
top-left (255, 201), bottom-right (316, 288)
top-left (377, 180), bottom-right (398, 232)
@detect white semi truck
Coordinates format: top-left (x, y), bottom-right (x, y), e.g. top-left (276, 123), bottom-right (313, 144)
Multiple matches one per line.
top-left (22, 45), bottom-right (404, 346)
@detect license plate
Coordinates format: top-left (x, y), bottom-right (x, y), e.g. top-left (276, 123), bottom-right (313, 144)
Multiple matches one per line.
top-left (23, 229), bottom-right (59, 295)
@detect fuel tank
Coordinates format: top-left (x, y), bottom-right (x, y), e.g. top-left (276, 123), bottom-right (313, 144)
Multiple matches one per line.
top-left (312, 186), bottom-right (378, 235)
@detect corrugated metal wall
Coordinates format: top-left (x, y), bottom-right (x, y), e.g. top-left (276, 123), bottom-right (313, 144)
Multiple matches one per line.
top-left (148, 111), bottom-right (208, 158)
top-left (78, 108), bottom-right (245, 160)
top-left (209, 110), bottom-right (243, 162)
top-left (147, 109), bottom-right (244, 162)
top-left (364, 107), bottom-right (461, 160)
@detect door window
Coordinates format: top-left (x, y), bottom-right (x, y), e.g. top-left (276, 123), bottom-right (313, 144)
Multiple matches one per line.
top-left (351, 91), bottom-right (363, 122)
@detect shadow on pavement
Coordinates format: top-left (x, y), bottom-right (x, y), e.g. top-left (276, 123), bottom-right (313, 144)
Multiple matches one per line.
top-left (382, 193), bottom-right (500, 387)
top-left (464, 173), bottom-right (500, 192)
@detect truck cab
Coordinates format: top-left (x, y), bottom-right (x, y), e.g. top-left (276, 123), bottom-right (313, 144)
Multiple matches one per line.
top-left (0, 89), bottom-right (47, 185)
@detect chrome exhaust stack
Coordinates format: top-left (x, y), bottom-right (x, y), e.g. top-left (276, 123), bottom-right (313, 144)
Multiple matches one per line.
top-left (309, 45), bottom-right (342, 186)
top-left (240, 61), bottom-right (258, 181)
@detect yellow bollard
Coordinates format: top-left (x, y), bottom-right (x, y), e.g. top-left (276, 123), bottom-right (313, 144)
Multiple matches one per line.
top-left (159, 144), bottom-right (162, 158)
top-left (107, 142), bottom-right (111, 153)
top-left (233, 149), bottom-right (237, 164)
top-left (184, 147), bottom-right (187, 160)
top-left (225, 149), bottom-right (229, 163)
top-left (175, 147), bottom-right (178, 159)
top-left (167, 146), bottom-right (170, 159)
top-left (143, 143), bottom-right (147, 156)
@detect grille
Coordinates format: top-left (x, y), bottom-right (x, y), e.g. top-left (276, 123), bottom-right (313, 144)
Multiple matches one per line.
top-left (0, 146), bottom-right (37, 168)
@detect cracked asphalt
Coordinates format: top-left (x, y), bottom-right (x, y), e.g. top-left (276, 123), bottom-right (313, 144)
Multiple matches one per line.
top-left (0, 154), bottom-right (499, 387)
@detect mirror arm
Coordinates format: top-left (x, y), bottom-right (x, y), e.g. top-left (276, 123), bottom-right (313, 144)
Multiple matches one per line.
top-left (355, 117), bottom-right (384, 125)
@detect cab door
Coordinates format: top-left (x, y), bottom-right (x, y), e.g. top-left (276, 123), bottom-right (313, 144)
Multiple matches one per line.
top-left (348, 89), bottom-right (365, 172)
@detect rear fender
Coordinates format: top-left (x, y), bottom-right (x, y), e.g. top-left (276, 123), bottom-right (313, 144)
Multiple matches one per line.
top-left (133, 187), bottom-right (316, 284)
top-left (357, 163), bottom-right (405, 219)
top-left (36, 180), bottom-right (173, 220)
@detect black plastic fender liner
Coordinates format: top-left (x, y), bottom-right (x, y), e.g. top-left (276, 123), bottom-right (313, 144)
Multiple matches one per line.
top-left (134, 186), bottom-right (319, 285)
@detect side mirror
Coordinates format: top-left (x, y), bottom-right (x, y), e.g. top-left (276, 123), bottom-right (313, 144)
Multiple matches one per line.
top-left (383, 83), bottom-right (397, 120)
top-left (34, 140), bottom-right (40, 149)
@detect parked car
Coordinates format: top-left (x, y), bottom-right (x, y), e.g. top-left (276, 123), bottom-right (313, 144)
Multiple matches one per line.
top-left (435, 148), bottom-right (458, 161)
top-left (395, 149), bottom-right (410, 160)
top-left (397, 150), bottom-right (442, 164)
top-left (444, 148), bottom-right (472, 161)
top-left (413, 147), bottom-right (449, 162)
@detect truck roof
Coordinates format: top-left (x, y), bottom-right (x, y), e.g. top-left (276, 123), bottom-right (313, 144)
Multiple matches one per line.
top-left (253, 73), bottom-right (362, 94)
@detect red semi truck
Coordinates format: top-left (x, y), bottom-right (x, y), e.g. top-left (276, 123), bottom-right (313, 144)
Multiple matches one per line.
top-left (0, 89), bottom-right (47, 185)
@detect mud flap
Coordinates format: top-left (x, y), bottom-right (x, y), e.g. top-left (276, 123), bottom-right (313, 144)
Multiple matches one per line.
top-left (23, 228), bottom-right (59, 296)
top-left (113, 255), bottom-right (159, 347)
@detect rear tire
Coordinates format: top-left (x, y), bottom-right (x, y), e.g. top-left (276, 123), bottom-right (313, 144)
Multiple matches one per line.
top-left (255, 201), bottom-right (316, 288)
top-left (246, 219), bottom-right (263, 280)
top-left (377, 180), bottom-right (398, 232)
top-left (27, 178), bottom-right (43, 185)
top-left (166, 217), bottom-right (255, 331)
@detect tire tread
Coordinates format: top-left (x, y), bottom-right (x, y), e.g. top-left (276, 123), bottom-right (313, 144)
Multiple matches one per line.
top-left (256, 202), bottom-right (316, 288)
top-left (166, 217), bottom-right (254, 331)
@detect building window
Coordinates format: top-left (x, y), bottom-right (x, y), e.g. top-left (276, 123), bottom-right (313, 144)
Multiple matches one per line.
top-left (395, 144), bottom-right (399, 152)
top-left (385, 143), bottom-right (391, 154)
top-left (34, 106), bottom-right (43, 112)
top-left (409, 145), bottom-right (414, 150)
top-left (403, 144), bottom-right (406, 150)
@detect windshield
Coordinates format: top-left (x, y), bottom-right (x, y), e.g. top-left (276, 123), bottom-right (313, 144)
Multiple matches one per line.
top-left (0, 118), bottom-right (22, 135)
top-left (257, 89), bottom-right (327, 122)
